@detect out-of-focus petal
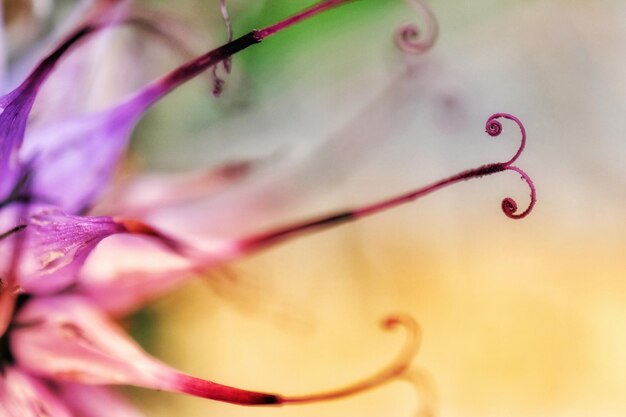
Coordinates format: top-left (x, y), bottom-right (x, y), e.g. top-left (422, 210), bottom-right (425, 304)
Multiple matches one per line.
top-left (56, 383), bottom-right (145, 417)
top-left (96, 160), bottom-right (255, 218)
top-left (31, 3), bottom-right (216, 124)
top-left (11, 295), bottom-right (281, 406)
top-left (0, 366), bottom-right (73, 417)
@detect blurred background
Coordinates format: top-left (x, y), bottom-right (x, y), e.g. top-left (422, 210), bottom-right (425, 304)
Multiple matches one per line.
top-left (5, 0), bottom-right (626, 416)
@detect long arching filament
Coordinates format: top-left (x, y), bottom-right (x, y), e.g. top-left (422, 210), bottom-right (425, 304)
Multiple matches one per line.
top-left (282, 314), bottom-right (420, 404)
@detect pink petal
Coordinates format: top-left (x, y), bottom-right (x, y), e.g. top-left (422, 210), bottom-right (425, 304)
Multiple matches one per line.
top-left (56, 383), bottom-right (145, 417)
top-left (11, 295), bottom-right (281, 406)
top-left (77, 234), bottom-right (196, 315)
top-left (0, 367), bottom-right (73, 417)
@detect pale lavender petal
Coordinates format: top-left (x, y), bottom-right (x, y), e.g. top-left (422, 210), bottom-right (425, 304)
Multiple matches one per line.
top-left (0, 367), bottom-right (73, 417)
top-left (11, 296), bottom-right (281, 406)
top-left (56, 383), bottom-right (145, 417)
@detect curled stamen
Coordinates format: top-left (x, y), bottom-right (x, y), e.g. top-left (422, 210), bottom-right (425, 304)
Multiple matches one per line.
top-left (230, 114), bottom-right (534, 258)
top-left (500, 165), bottom-right (536, 220)
top-left (282, 314), bottom-right (420, 404)
top-left (394, 0), bottom-right (438, 55)
top-left (484, 113), bottom-right (535, 219)
top-left (486, 112), bottom-right (526, 166)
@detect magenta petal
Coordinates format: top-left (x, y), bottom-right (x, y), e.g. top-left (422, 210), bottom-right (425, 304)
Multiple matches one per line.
top-left (56, 383), bottom-right (145, 417)
top-left (11, 296), bottom-right (281, 406)
top-left (0, 367), bottom-right (73, 417)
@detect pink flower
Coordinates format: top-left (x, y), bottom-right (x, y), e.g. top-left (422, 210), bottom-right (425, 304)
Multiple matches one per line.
top-left (0, 0), bottom-right (535, 415)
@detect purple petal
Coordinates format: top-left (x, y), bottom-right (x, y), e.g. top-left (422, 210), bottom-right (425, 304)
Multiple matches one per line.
top-left (22, 210), bottom-right (183, 294)
top-left (0, 367), bottom-right (73, 417)
top-left (11, 296), bottom-right (281, 406)
top-left (23, 210), bottom-right (126, 293)
top-left (0, 5), bottom-right (5, 91)
top-left (21, 109), bottom-right (136, 213)
top-left (0, 25), bottom-right (97, 200)
top-left (56, 383), bottom-right (145, 417)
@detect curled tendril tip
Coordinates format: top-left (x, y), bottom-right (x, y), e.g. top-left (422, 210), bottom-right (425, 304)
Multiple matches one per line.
top-left (395, 0), bottom-right (439, 55)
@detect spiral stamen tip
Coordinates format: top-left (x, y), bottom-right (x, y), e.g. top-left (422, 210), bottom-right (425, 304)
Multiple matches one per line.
top-left (486, 119), bottom-right (503, 137)
top-left (501, 198), bottom-right (518, 217)
top-left (381, 314), bottom-right (418, 333)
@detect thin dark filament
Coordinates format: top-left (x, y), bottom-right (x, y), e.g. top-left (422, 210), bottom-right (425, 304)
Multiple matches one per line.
top-left (0, 225), bottom-right (27, 242)
top-left (127, 0), bottom-right (359, 112)
top-left (256, 0), bottom-right (356, 39)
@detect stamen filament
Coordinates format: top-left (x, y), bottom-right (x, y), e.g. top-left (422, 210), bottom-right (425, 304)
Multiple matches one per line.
top-left (282, 314), bottom-right (419, 404)
top-left (256, 0), bottom-right (356, 39)
top-left (234, 113), bottom-right (535, 254)
top-left (170, 314), bottom-right (419, 406)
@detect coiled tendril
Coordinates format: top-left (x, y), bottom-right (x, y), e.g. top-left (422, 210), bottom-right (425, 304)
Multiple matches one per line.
top-left (484, 113), bottom-right (536, 219)
top-left (395, 0), bottom-right (439, 54)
